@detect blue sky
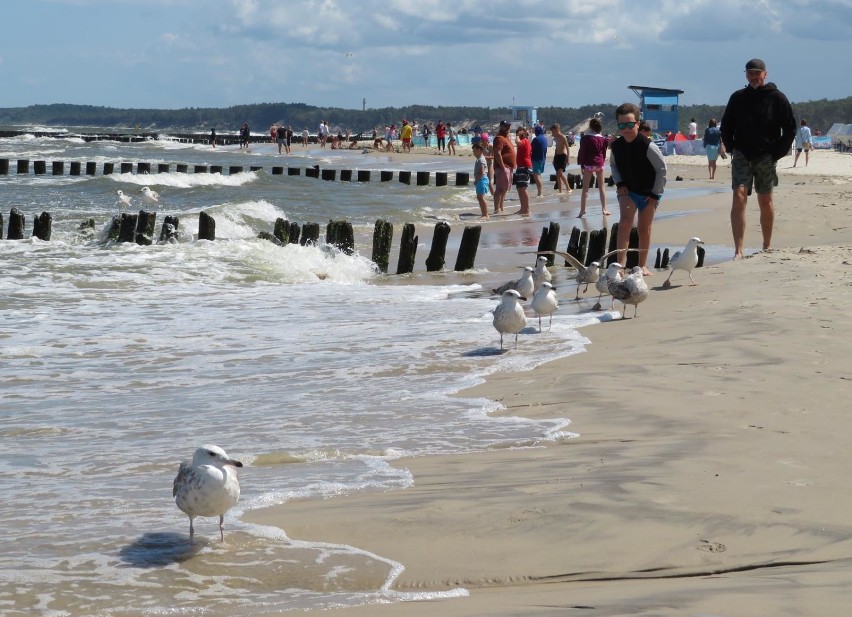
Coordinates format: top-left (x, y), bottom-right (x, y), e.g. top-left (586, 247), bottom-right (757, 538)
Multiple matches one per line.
top-left (2, 0), bottom-right (850, 110)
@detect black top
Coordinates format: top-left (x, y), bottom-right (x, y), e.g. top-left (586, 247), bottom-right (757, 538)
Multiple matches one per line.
top-left (720, 82), bottom-right (796, 161)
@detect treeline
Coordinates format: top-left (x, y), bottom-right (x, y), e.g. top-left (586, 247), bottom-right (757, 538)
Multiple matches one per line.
top-left (0, 97), bottom-right (848, 136)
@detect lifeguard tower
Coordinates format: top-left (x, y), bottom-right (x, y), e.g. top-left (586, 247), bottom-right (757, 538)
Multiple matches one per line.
top-left (628, 86), bottom-right (684, 134)
top-left (510, 105), bottom-right (537, 128)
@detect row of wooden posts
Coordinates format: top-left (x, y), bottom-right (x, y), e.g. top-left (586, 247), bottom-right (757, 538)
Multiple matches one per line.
top-left (2, 206), bottom-right (703, 276)
top-left (0, 158), bottom-right (607, 189)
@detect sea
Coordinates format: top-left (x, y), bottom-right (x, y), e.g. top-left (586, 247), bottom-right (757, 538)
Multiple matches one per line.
top-left (0, 128), bottom-right (725, 616)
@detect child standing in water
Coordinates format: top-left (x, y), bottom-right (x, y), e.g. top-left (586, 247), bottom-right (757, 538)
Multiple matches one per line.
top-left (472, 141), bottom-right (489, 219)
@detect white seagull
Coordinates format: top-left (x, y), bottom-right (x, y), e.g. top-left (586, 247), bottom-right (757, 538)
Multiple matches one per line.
top-left (663, 237), bottom-right (704, 288)
top-left (115, 189), bottom-right (133, 211)
top-left (594, 262), bottom-right (624, 311)
top-left (531, 281), bottom-right (558, 331)
top-left (140, 186), bottom-right (161, 206)
top-left (528, 248), bottom-right (638, 300)
top-left (532, 255), bottom-right (553, 291)
top-left (492, 289), bottom-right (527, 351)
top-left (173, 445), bottom-right (243, 544)
top-left (608, 266), bottom-right (649, 319)
top-left (493, 266), bottom-right (535, 299)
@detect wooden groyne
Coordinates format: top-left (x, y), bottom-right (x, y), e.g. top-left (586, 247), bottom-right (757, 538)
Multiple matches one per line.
top-left (3, 208), bottom-right (703, 277)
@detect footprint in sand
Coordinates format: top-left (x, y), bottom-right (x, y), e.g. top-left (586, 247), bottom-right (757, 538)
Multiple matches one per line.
top-left (697, 539), bottom-right (726, 553)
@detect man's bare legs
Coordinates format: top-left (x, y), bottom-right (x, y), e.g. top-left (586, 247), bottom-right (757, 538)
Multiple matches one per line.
top-left (731, 186), bottom-right (774, 258)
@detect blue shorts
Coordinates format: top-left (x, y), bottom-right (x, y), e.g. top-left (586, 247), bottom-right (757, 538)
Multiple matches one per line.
top-left (531, 159), bottom-right (545, 175)
top-left (627, 190), bottom-right (660, 212)
top-left (475, 176), bottom-right (490, 195)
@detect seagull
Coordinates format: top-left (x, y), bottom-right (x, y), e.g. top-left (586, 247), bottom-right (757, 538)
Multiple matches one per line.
top-left (493, 266), bottom-right (535, 299)
top-left (526, 248), bottom-right (638, 300)
top-left (115, 189), bottom-right (132, 211)
top-left (173, 445), bottom-right (243, 544)
top-left (532, 255), bottom-right (552, 291)
top-left (492, 289), bottom-right (527, 351)
top-left (663, 237), bottom-right (704, 288)
top-left (609, 266), bottom-right (649, 319)
top-left (531, 282), bottom-right (558, 331)
top-left (140, 186), bottom-right (160, 206)
top-left (594, 262), bottom-right (624, 311)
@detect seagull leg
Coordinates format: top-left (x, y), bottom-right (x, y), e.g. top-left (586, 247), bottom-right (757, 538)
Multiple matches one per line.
top-left (189, 519), bottom-right (195, 545)
top-left (538, 314), bottom-right (543, 332)
top-left (574, 286), bottom-right (580, 301)
top-left (689, 272), bottom-right (697, 285)
top-left (548, 314), bottom-right (553, 330)
top-left (219, 514), bottom-right (225, 542)
top-left (499, 333), bottom-right (504, 352)
top-left (662, 271), bottom-right (673, 288)
top-left (514, 332), bottom-right (519, 349)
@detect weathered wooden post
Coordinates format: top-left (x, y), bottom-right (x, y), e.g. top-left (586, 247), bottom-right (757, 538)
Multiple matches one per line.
top-left (176, 164), bottom-right (188, 173)
top-left (86, 162), bottom-right (97, 175)
top-left (357, 170), bottom-right (371, 182)
top-left (120, 162), bottom-right (133, 174)
top-left (371, 219), bottom-right (393, 273)
top-left (0, 212), bottom-right (4, 239)
top-left (273, 218), bottom-right (290, 244)
top-left (7, 208), bottom-right (26, 239)
top-left (32, 212), bottom-right (52, 241)
top-left (229, 166), bottom-right (243, 175)
top-left (70, 161), bottom-right (81, 176)
top-left (454, 225), bottom-right (481, 271)
top-left (455, 172), bottom-right (470, 186)
top-left (300, 222), bottom-right (320, 245)
top-left (416, 171), bottom-right (430, 186)
top-left (626, 227), bottom-right (640, 268)
top-left (34, 161), bottom-right (46, 175)
top-left (198, 210), bottom-right (215, 241)
top-left (586, 227), bottom-right (608, 265)
top-left (661, 248), bottom-right (670, 269)
top-left (137, 162), bottom-right (151, 174)
top-left (159, 215), bottom-right (180, 243)
top-left (606, 223), bottom-right (619, 265)
top-left (325, 220), bottom-right (354, 254)
top-left (396, 223), bottom-right (418, 274)
top-left (135, 210), bottom-right (157, 245)
top-left (288, 167), bottom-right (301, 176)
top-left (435, 172), bottom-right (448, 187)
top-left (271, 166), bottom-right (284, 175)
top-left (321, 169), bottom-right (337, 181)
top-left (425, 222), bottom-right (451, 272)
top-left (194, 164), bottom-right (208, 174)
top-left (654, 248), bottom-right (662, 269)
top-left (577, 231), bottom-right (589, 264)
top-left (565, 226), bottom-right (582, 265)
top-left (340, 169), bottom-right (352, 182)
top-left (118, 213), bottom-right (138, 243)
top-left (697, 245), bottom-right (705, 268)
top-left (103, 162), bottom-right (115, 175)
top-left (0, 159), bottom-right (8, 175)
top-left (210, 165), bottom-right (223, 174)
top-left (288, 222), bottom-right (301, 245)
top-left (52, 161), bottom-right (64, 175)
top-left (17, 160), bottom-right (30, 174)
top-left (536, 222), bottom-right (560, 266)
top-left (398, 171), bottom-right (412, 185)
top-left (158, 163), bottom-right (170, 173)
top-left (380, 170), bottom-right (393, 182)
top-left (305, 166), bottom-right (319, 178)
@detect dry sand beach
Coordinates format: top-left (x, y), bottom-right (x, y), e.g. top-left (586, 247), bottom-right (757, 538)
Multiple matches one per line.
top-left (247, 150), bottom-right (852, 616)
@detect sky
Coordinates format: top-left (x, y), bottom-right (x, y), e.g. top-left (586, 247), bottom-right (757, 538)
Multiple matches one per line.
top-left (1, 0), bottom-right (850, 111)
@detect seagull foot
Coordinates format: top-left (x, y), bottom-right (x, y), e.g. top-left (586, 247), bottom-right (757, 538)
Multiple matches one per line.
top-left (662, 279), bottom-right (672, 289)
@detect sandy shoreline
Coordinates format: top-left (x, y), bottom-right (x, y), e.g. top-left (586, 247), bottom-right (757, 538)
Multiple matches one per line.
top-left (246, 150), bottom-right (852, 616)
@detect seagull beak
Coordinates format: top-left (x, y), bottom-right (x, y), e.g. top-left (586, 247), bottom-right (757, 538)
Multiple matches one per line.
top-left (228, 459), bottom-right (243, 468)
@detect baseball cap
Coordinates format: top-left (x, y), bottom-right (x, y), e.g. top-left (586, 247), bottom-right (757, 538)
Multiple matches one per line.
top-left (745, 58), bottom-right (766, 71)
top-left (499, 120), bottom-right (511, 129)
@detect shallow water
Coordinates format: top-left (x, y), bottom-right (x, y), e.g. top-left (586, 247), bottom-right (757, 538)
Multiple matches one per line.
top-left (2, 131), bottom-right (640, 615)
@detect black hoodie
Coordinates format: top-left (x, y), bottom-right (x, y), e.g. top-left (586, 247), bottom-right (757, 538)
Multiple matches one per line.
top-left (720, 82), bottom-right (796, 161)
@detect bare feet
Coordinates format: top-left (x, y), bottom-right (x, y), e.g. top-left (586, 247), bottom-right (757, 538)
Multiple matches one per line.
top-left (515, 210), bottom-right (531, 216)
top-left (602, 210), bottom-right (612, 216)
top-left (733, 252), bottom-right (744, 260)
top-left (577, 211), bottom-right (586, 218)
top-left (641, 267), bottom-right (653, 276)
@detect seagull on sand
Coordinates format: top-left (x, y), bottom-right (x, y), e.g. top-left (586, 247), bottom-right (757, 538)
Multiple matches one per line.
top-left (528, 248), bottom-right (638, 300)
top-left (115, 190), bottom-right (133, 211)
top-left (531, 281), bottom-right (558, 331)
top-left (493, 289), bottom-right (527, 350)
top-left (663, 237), bottom-right (704, 288)
top-left (493, 266), bottom-right (535, 299)
top-left (532, 255), bottom-right (553, 291)
top-left (173, 445), bottom-right (243, 544)
top-left (140, 186), bottom-right (161, 206)
top-left (594, 262), bottom-right (624, 311)
top-left (608, 266), bottom-right (649, 318)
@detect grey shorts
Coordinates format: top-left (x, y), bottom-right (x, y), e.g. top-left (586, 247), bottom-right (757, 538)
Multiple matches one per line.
top-left (731, 151), bottom-right (778, 195)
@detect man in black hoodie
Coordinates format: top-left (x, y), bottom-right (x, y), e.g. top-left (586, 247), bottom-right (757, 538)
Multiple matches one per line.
top-left (721, 58), bottom-right (796, 258)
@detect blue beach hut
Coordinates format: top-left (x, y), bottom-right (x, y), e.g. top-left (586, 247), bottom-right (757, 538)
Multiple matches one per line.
top-left (628, 85), bottom-right (684, 134)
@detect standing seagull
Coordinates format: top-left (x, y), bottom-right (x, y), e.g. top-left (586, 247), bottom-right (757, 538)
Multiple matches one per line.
top-left (594, 262), bottom-right (624, 311)
top-left (140, 186), bottom-right (161, 207)
top-left (115, 189), bottom-right (133, 212)
top-left (531, 281), bottom-right (558, 331)
top-left (532, 255), bottom-right (553, 291)
top-left (173, 445), bottom-right (243, 544)
top-left (663, 237), bottom-right (704, 288)
top-left (609, 266), bottom-right (649, 318)
top-left (492, 289), bottom-right (527, 350)
top-left (528, 248), bottom-right (638, 300)
top-left (493, 266), bottom-right (535, 299)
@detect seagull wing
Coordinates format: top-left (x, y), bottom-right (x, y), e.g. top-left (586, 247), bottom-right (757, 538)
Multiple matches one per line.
top-left (529, 250), bottom-right (585, 270)
top-left (173, 460), bottom-right (190, 497)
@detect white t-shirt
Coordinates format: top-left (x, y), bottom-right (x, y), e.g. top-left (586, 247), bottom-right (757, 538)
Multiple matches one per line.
top-left (688, 121), bottom-right (698, 137)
